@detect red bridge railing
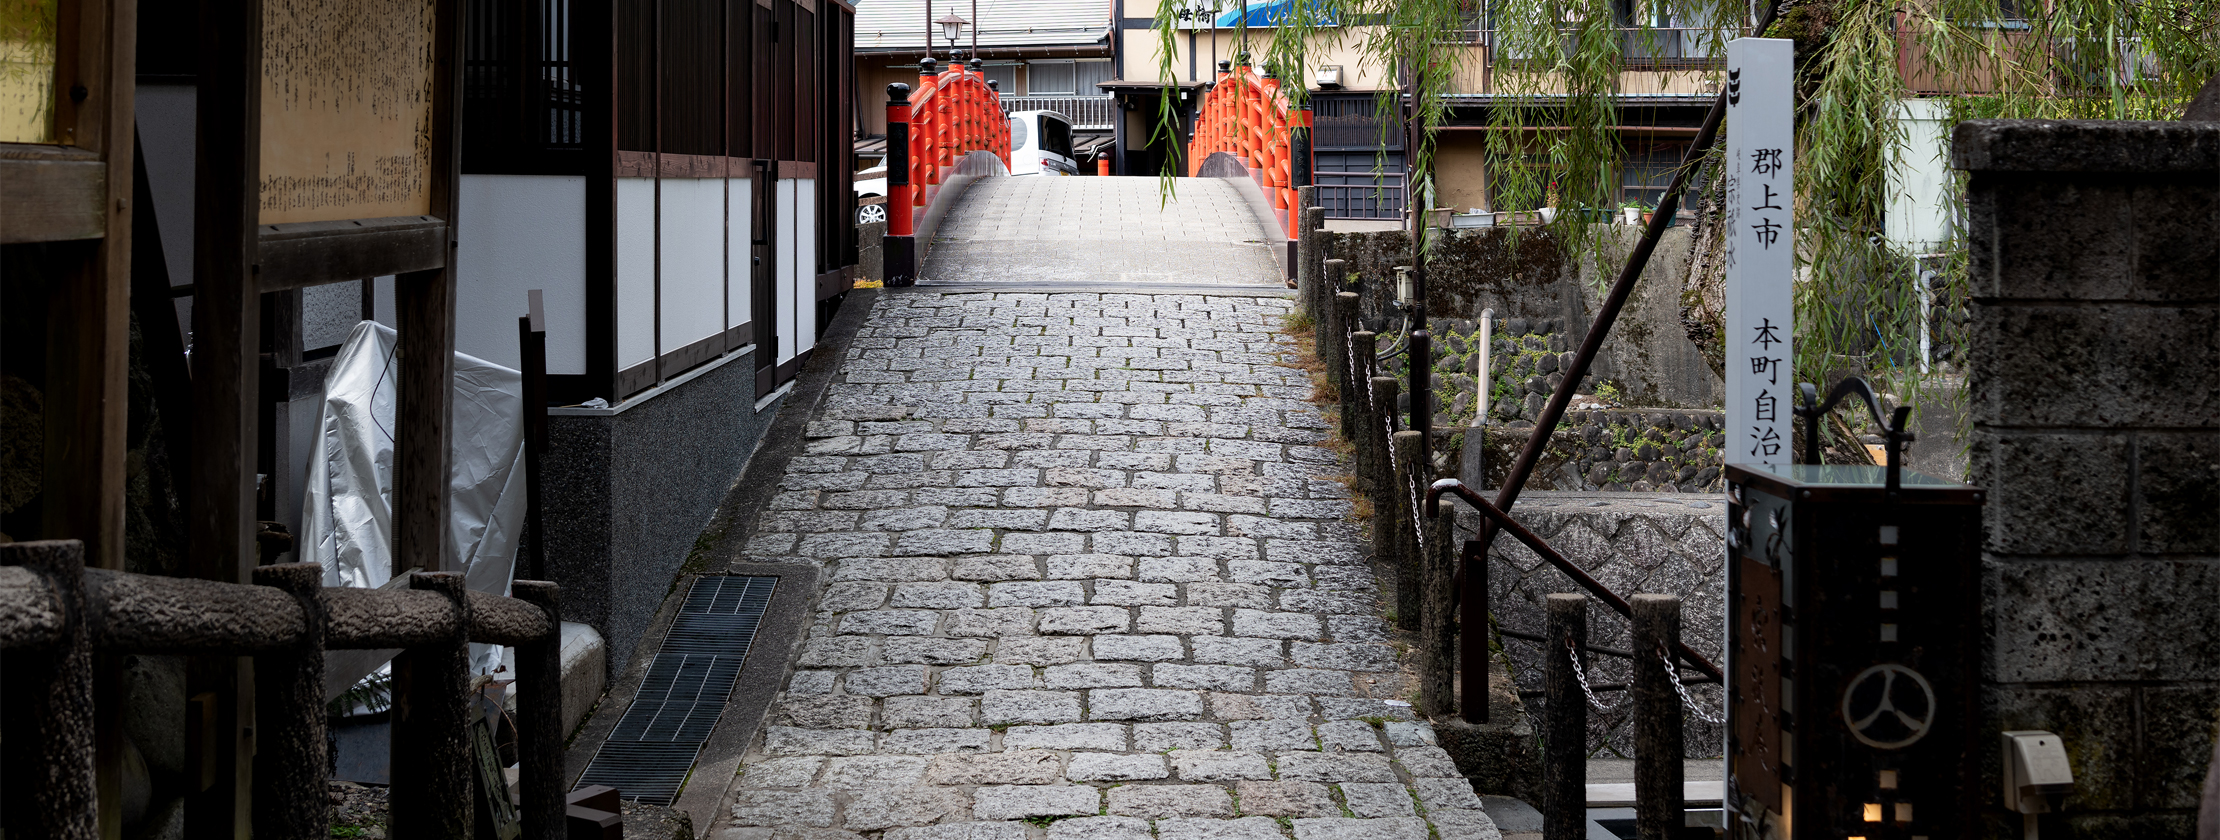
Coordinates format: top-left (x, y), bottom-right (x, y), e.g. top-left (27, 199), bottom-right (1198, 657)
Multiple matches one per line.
top-left (1187, 60), bottom-right (1311, 240)
top-left (882, 57), bottom-right (1011, 286)
top-left (906, 57), bottom-right (1011, 224)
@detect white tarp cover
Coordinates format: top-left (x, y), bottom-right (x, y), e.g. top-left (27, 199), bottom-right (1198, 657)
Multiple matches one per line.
top-left (302, 322), bottom-right (529, 669)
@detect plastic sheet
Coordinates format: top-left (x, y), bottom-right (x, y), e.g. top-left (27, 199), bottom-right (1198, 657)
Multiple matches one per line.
top-left (301, 322), bottom-right (528, 673)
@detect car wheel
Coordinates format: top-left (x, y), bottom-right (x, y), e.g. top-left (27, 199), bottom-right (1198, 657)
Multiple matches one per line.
top-left (856, 203), bottom-right (888, 225)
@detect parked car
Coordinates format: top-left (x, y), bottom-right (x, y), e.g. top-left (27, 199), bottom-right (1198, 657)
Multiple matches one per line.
top-left (852, 165), bottom-right (889, 225)
top-left (1008, 110), bottom-right (1077, 177)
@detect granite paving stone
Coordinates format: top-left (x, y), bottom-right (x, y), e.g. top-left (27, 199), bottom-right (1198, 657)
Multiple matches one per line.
top-left (720, 291), bottom-right (1477, 840)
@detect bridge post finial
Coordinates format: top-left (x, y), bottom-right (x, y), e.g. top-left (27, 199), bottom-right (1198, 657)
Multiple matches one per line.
top-left (886, 82), bottom-right (911, 104)
top-left (919, 56), bottom-right (938, 76)
top-left (968, 57), bottom-right (983, 73)
top-left (1217, 60), bottom-right (1231, 74)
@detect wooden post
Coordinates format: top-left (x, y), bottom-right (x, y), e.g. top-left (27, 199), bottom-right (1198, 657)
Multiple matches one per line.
top-left (511, 581), bottom-right (565, 840)
top-left (1390, 431), bottom-right (1425, 632)
top-left (519, 297), bottom-right (550, 582)
top-left (390, 572), bottom-right (475, 838)
top-left (189, 0), bottom-right (267, 829)
top-left (1631, 594), bottom-right (1684, 840)
top-left (1544, 594), bottom-right (1587, 840)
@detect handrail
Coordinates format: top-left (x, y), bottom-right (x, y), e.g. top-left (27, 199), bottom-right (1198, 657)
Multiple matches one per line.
top-left (905, 58), bottom-right (1013, 222)
top-left (1425, 478), bottom-right (1725, 683)
top-left (1185, 60), bottom-right (1310, 240)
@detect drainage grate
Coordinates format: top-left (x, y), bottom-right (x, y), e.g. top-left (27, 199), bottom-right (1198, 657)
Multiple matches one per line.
top-left (575, 575), bottom-right (776, 804)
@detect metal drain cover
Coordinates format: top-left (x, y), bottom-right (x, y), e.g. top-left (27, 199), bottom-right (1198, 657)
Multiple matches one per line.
top-left (575, 575), bottom-right (776, 804)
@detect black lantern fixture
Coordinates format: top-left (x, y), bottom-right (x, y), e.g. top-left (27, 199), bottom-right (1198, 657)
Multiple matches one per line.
top-left (936, 12), bottom-right (968, 62)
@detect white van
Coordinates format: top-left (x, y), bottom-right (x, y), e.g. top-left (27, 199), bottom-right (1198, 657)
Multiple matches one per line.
top-left (1008, 110), bottom-right (1078, 176)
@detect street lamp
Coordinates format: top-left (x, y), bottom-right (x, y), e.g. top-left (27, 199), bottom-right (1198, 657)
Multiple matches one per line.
top-left (937, 13), bottom-right (967, 62)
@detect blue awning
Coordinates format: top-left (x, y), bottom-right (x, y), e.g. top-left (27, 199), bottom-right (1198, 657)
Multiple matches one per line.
top-left (1214, 0), bottom-right (1335, 27)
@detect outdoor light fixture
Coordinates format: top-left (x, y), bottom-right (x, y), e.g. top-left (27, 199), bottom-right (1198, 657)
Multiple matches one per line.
top-left (1316, 65), bottom-right (1343, 88)
top-left (938, 12), bottom-right (968, 59)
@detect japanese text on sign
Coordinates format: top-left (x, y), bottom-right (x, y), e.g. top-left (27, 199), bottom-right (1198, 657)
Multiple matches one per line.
top-left (1724, 38), bottom-right (1795, 470)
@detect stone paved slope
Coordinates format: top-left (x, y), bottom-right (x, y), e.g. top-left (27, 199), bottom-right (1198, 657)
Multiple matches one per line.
top-left (920, 178), bottom-right (1282, 286)
top-left (722, 292), bottom-right (1504, 840)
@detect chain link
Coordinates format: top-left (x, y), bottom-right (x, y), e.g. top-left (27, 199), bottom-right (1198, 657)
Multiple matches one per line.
top-left (1660, 645), bottom-right (1727, 724)
top-left (1567, 638), bottom-right (1619, 711)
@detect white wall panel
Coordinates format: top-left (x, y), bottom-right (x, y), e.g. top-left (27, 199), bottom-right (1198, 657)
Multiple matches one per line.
top-left (456, 174), bottom-right (590, 373)
top-left (658, 178), bottom-right (727, 355)
top-left (793, 179), bottom-right (818, 356)
top-left (615, 178), bottom-right (658, 370)
top-left (775, 178), bottom-right (797, 365)
top-left (726, 177), bottom-right (752, 341)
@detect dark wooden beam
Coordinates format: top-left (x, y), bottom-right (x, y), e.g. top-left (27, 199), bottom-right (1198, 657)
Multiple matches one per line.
top-left (188, 0), bottom-right (262, 829)
top-left (254, 216), bottom-right (448, 291)
top-left (0, 156), bottom-right (107, 243)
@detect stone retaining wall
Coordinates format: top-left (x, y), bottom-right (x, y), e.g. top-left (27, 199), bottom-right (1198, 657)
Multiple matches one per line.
top-left (1455, 492), bottom-right (1728, 759)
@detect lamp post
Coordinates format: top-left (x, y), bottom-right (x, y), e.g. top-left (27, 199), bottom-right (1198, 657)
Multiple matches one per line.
top-left (937, 12), bottom-right (967, 64)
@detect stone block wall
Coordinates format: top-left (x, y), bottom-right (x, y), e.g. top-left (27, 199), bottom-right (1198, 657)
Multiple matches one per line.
top-left (1457, 494), bottom-right (1729, 758)
top-left (1325, 224), bottom-right (1721, 410)
top-left (1957, 119), bottom-right (2220, 836)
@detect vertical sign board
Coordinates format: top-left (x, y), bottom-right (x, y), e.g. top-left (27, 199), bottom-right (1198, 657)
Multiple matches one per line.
top-left (1724, 37), bottom-right (1794, 474)
top-left (1722, 36), bottom-right (1793, 838)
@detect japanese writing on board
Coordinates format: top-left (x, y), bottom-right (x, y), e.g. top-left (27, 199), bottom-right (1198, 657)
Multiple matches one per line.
top-left (1724, 38), bottom-right (1794, 470)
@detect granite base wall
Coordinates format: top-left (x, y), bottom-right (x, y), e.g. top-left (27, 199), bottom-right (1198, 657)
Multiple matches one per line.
top-left (541, 352), bottom-right (786, 678)
top-left (1457, 492), bottom-right (1728, 759)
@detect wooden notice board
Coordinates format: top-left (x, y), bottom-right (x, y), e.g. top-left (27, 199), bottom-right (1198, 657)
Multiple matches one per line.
top-left (258, 0), bottom-right (438, 224)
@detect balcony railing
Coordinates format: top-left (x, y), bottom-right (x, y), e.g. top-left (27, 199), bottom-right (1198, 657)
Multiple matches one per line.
top-left (1000, 95), bottom-right (1116, 130)
top-left (1450, 27), bottom-right (1728, 71)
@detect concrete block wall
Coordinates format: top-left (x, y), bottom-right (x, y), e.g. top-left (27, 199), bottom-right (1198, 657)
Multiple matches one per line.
top-left (1956, 119), bottom-right (2220, 836)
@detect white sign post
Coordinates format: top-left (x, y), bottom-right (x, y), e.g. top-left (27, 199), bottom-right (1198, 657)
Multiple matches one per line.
top-left (1724, 38), bottom-right (1795, 472)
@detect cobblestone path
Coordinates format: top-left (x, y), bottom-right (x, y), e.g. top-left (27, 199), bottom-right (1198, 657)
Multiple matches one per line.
top-left (723, 291), bottom-right (1502, 840)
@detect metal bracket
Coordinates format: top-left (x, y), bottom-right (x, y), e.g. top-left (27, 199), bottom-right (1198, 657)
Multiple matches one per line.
top-left (1793, 376), bottom-right (1916, 494)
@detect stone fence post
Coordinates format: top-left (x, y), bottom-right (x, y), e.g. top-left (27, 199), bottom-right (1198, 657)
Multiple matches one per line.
top-left (1955, 119), bottom-right (2219, 833)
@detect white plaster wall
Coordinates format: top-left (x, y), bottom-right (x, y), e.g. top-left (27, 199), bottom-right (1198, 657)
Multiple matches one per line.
top-left (456, 174), bottom-right (591, 373)
top-left (726, 177), bottom-right (752, 343)
top-left (775, 179), bottom-right (797, 365)
top-left (791, 179), bottom-right (818, 358)
top-left (616, 178), bottom-right (658, 370)
top-left (657, 178), bottom-right (727, 356)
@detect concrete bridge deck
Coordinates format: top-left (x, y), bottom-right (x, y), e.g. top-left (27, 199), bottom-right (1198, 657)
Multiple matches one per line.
top-left (921, 177), bottom-right (1285, 288)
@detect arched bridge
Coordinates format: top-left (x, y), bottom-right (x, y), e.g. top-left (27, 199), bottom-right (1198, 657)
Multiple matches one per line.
top-left (881, 60), bottom-right (1311, 291)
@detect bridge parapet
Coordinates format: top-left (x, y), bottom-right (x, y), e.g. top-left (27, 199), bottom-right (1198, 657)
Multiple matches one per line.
top-left (1188, 60), bottom-right (1314, 240)
top-left (883, 59), bottom-right (1012, 286)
